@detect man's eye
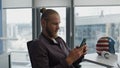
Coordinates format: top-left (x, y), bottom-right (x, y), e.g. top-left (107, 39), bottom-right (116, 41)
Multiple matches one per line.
top-left (52, 23), bottom-right (57, 25)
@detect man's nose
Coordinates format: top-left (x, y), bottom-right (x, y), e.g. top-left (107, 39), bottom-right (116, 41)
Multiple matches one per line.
top-left (57, 25), bottom-right (60, 29)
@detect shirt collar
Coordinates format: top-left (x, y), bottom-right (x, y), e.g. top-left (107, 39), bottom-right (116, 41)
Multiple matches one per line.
top-left (40, 33), bottom-right (59, 45)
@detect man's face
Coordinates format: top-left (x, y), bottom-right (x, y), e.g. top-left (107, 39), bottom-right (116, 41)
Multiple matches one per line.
top-left (45, 14), bottom-right (60, 38)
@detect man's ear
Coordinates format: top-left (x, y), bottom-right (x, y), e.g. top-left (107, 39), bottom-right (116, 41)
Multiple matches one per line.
top-left (41, 19), bottom-right (46, 27)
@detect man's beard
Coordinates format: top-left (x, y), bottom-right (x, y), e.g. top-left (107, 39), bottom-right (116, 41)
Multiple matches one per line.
top-left (46, 26), bottom-right (57, 38)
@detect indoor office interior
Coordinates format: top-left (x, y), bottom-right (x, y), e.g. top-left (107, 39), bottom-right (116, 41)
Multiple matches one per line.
top-left (0, 0), bottom-right (120, 68)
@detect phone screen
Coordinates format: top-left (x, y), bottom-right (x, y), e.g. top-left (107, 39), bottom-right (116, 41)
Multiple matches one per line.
top-left (80, 38), bottom-right (86, 48)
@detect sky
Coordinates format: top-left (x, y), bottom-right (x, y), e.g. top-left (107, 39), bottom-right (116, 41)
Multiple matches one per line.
top-left (75, 6), bottom-right (120, 17)
top-left (7, 9), bottom-right (32, 24)
top-left (6, 6), bottom-right (120, 24)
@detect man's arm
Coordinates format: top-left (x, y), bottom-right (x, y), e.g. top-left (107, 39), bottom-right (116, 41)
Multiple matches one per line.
top-left (72, 55), bottom-right (84, 68)
top-left (27, 40), bottom-right (74, 68)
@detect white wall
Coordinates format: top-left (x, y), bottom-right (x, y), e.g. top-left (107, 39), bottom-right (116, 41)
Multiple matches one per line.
top-left (33, 0), bottom-right (71, 7)
top-left (74, 0), bottom-right (120, 6)
top-left (2, 0), bottom-right (71, 8)
top-left (3, 0), bottom-right (120, 8)
top-left (2, 0), bottom-right (32, 8)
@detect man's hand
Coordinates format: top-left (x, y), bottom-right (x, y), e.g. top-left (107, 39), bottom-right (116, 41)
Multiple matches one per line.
top-left (66, 45), bottom-right (87, 65)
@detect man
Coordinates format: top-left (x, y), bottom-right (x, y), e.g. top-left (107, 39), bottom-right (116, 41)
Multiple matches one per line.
top-left (27, 8), bottom-right (87, 68)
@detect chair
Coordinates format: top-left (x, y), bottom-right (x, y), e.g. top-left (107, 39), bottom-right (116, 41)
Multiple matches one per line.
top-left (27, 40), bottom-right (35, 68)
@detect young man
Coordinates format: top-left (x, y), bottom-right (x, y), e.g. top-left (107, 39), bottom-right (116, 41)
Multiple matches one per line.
top-left (27, 8), bottom-right (87, 68)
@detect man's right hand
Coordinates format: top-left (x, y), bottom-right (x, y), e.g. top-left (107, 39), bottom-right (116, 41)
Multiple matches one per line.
top-left (66, 45), bottom-right (87, 65)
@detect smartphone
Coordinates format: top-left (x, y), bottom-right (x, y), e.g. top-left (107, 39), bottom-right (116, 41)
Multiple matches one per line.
top-left (79, 38), bottom-right (86, 48)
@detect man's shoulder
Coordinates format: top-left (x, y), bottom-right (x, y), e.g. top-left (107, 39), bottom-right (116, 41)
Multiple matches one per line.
top-left (27, 38), bottom-right (48, 51)
top-left (27, 39), bottom-right (40, 47)
top-left (56, 36), bottom-right (66, 45)
top-left (28, 38), bottom-right (40, 42)
top-left (57, 36), bottom-right (64, 41)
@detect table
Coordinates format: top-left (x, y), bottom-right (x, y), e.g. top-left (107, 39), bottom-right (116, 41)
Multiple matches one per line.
top-left (0, 53), bottom-right (10, 68)
top-left (83, 53), bottom-right (120, 68)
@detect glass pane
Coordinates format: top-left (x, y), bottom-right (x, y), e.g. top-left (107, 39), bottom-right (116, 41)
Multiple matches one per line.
top-left (75, 6), bottom-right (120, 53)
top-left (6, 8), bottom-right (32, 68)
top-left (6, 9), bottom-right (32, 52)
top-left (46, 7), bottom-right (66, 42)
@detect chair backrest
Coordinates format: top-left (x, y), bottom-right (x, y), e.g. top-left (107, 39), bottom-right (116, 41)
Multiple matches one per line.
top-left (27, 40), bottom-right (36, 68)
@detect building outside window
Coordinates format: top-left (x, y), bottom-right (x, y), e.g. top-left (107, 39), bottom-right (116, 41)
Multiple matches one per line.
top-left (6, 8), bottom-right (32, 68)
top-left (74, 6), bottom-right (120, 53)
top-left (6, 7), bottom-right (66, 68)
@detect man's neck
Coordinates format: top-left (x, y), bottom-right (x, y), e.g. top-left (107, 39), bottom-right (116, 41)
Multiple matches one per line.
top-left (41, 32), bottom-right (58, 44)
top-left (42, 31), bottom-right (54, 40)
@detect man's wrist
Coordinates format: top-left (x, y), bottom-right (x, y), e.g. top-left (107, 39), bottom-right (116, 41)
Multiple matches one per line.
top-left (66, 57), bottom-right (73, 65)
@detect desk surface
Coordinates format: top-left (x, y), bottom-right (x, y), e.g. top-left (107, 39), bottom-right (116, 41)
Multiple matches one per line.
top-left (84, 53), bottom-right (120, 68)
top-left (0, 53), bottom-right (9, 68)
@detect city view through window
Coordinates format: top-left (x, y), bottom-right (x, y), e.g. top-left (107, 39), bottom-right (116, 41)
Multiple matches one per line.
top-left (75, 6), bottom-right (120, 53)
top-left (5, 6), bottom-right (120, 68)
top-left (6, 8), bottom-right (66, 52)
top-left (6, 9), bottom-right (32, 68)
top-left (6, 8), bottom-right (66, 68)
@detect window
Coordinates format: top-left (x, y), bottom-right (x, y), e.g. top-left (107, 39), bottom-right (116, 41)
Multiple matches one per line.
top-left (74, 6), bottom-right (120, 53)
top-left (6, 8), bottom-right (32, 68)
top-left (6, 9), bottom-right (32, 52)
